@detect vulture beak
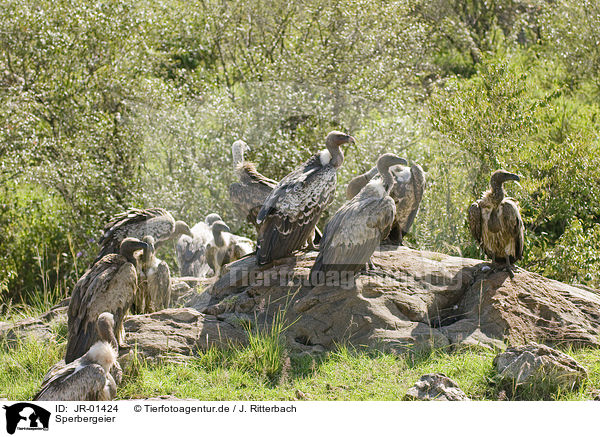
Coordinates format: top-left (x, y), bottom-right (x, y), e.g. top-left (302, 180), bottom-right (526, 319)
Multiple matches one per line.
top-left (347, 135), bottom-right (356, 144)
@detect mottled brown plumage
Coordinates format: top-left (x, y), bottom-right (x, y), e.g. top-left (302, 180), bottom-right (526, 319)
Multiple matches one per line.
top-left (66, 238), bottom-right (148, 363)
top-left (468, 170), bottom-right (524, 277)
top-left (34, 313), bottom-right (119, 401)
top-left (256, 131), bottom-right (355, 265)
top-left (311, 154), bottom-right (404, 279)
top-left (95, 208), bottom-right (192, 263)
top-left (133, 236), bottom-right (171, 313)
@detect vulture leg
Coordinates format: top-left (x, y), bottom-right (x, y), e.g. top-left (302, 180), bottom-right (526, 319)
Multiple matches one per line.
top-left (506, 256), bottom-right (515, 278)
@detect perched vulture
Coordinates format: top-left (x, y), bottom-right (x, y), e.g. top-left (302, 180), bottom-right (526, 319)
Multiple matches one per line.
top-left (346, 160), bottom-right (425, 244)
top-left (311, 154), bottom-right (406, 280)
top-left (95, 208), bottom-right (192, 263)
top-left (468, 169), bottom-right (524, 277)
top-left (228, 140), bottom-right (322, 245)
top-left (133, 235), bottom-right (171, 313)
top-left (34, 313), bottom-right (119, 401)
top-left (206, 221), bottom-right (255, 277)
top-left (256, 131), bottom-right (355, 265)
top-left (229, 140), bottom-right (278, 232)
top-left (175, 213), bottom-right (222, 278)
top-left (66, 238), bottom-right (148, 363)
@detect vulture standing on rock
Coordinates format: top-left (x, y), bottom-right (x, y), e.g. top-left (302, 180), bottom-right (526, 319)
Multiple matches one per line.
top-left (66, 238), bottom-right (148, 363)
top-left (95, 208), bottom-right (192, 263)
top-left (256, 131), bottom-right (356, 265)
top-left (468, 169), bottom-right (524, 277)
top-left (346, 159), bottom-right (425, 245)
top-left (311, 154), bottom-right (406, 280)
top-left (176, 213), bottom-right (222, 278)
top-left (133, 236), bottom-right (171, 313)
top-left (34, 313), bottom-right (119, 401)
top-left (206, 220), bottom-right (255, 277)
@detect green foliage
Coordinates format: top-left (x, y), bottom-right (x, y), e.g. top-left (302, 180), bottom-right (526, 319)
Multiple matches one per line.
top-left (1, 0), bottom-right (600, 302)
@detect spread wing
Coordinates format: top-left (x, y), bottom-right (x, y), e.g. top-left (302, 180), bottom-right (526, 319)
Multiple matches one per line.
top-left (66, 256), bottom-right (137, 363)
top-left (34, 363), bottom-right (107, 401)
top-left (313, 193), bottom-right (395, 274)
top-left (95, 208), bottom-right (174, 262)
top-left (502, 199), bottom-right (524, 262)
top-left (256, 154), bottom-right (336, 264)
top-left (468, 202), bottom-right (482, 246)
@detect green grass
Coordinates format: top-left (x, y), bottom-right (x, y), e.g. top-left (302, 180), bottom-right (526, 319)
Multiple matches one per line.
top-left (2, 332), bottom-right (599, 401)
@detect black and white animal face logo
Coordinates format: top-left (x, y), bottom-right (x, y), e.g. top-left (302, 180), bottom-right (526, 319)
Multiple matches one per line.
top-left (3, 403), bottom-right (50, 434)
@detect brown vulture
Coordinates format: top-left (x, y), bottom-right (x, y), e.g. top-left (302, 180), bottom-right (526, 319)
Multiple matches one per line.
top-left (206, 220), bottom-right (255, 277)
top-left (95, 208), bottom-right (192, 263)
top-left (468, 169), bottom-right (524, 277)
top-left (311, 154), bottom-right (406, 280)
top-left (346, 160), bottom-right (425, 245)
top-left (256, 131), bottom-right (355, 265)
top-left (34, 313), bottom-right (119, 401)
top-left (66, 238), bottom-right (148, 363)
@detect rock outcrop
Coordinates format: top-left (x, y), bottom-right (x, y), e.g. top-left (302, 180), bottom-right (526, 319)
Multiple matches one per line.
top-left (405, 373), bottom-right (470, 401)
top-left (3, 246), bottom-right (600, 359)
top-left (190, 245), bottom-right (600, 354)
top-left (493, 343), bottom-right (588, 389)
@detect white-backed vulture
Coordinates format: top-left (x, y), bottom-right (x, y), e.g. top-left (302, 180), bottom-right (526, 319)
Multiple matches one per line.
top-left (95, 208), bottom-right (192, 263)
top-left (468, 169), bottom-right (524, 277)
top-left (206, 221), bottom-right (255, 277)
top-left (256, 131), bottom-right (356, 265)
top-left (133, 235), bottom-right (171, 313)
top-left (311, 154), bottom-right (406, 280)
top-left (228, 140), bottom-right (322, 246)
top-left (34, 313), bottom-right (119, 401)
top-left (346, 160), bottom-right (425, 245)
top-left (66, 238), bottom-right (148, 363)
top-left (175, 213), bottom-right (222, 278)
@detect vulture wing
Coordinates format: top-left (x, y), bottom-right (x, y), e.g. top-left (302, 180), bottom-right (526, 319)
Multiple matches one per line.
top-left (34, 363), bottom-right (107, 401)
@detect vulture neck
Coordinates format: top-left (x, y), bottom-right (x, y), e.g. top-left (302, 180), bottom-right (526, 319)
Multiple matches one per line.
top-left (326, 144), bottom-right (344, 168)
top-left (213, 230), bottom-right (225, 247)
top-left (378, 166), bottom-right (395, 194)
top-left (489, 181), bottom-right (506, 206)
top-left (232, 144), bottom-right (244, 167)
top-left (98, 320), bottom-right (119, 352)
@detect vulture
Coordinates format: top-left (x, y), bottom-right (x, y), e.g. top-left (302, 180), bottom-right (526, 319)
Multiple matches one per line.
top-left (133, 236), bottom-right (171, 313)
top-left (346, 160), bottom-right (425, 245)
top-left (229, 140), bottom-right (278, 232)
top-left (95, 208), bottom-right (192, 263)
top-left (176, 213), bottom-right (222, 278)
top-left (311, 153), bottom-right (406, 280)
top-left (256, 131), bottom-right (356, 265)
top-left (468, 169), bottom-right (524, 277)
top-left (228, 140), bottom-right (322, 245)
top-left (206, 220), bottom-right (255, 277)
top-left (34, 313), bottom-right (119, 401)
top-left (66, 237), bottom-right (148, 363)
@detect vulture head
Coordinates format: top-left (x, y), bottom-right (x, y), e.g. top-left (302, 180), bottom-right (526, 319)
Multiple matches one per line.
top-left (325, 131), bottom-right (356, 149)
top-left (205, 213), bottom-right (223, 226)
top-left (141, 235), bottom-right (156, 265)
top-left (232, 140), bottom-right (250, 166)
top-left (376, 154), bottom-right (408, 191)
top-left (119, 238), bottom-right (150, 264)
top-left (490, 169), bottom-right (520, 191)
top-left (324, 131), bottom-right (356, 167)
top-left (211, 220), bottom-right (231, 247)
top-left (97, 312), bottom-right (118, 351)
top-left (173, 220), bottom-right (193, 239)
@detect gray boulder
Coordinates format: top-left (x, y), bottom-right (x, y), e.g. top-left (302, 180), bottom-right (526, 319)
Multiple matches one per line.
top-left (405, 373), bottom-right (470, 401)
